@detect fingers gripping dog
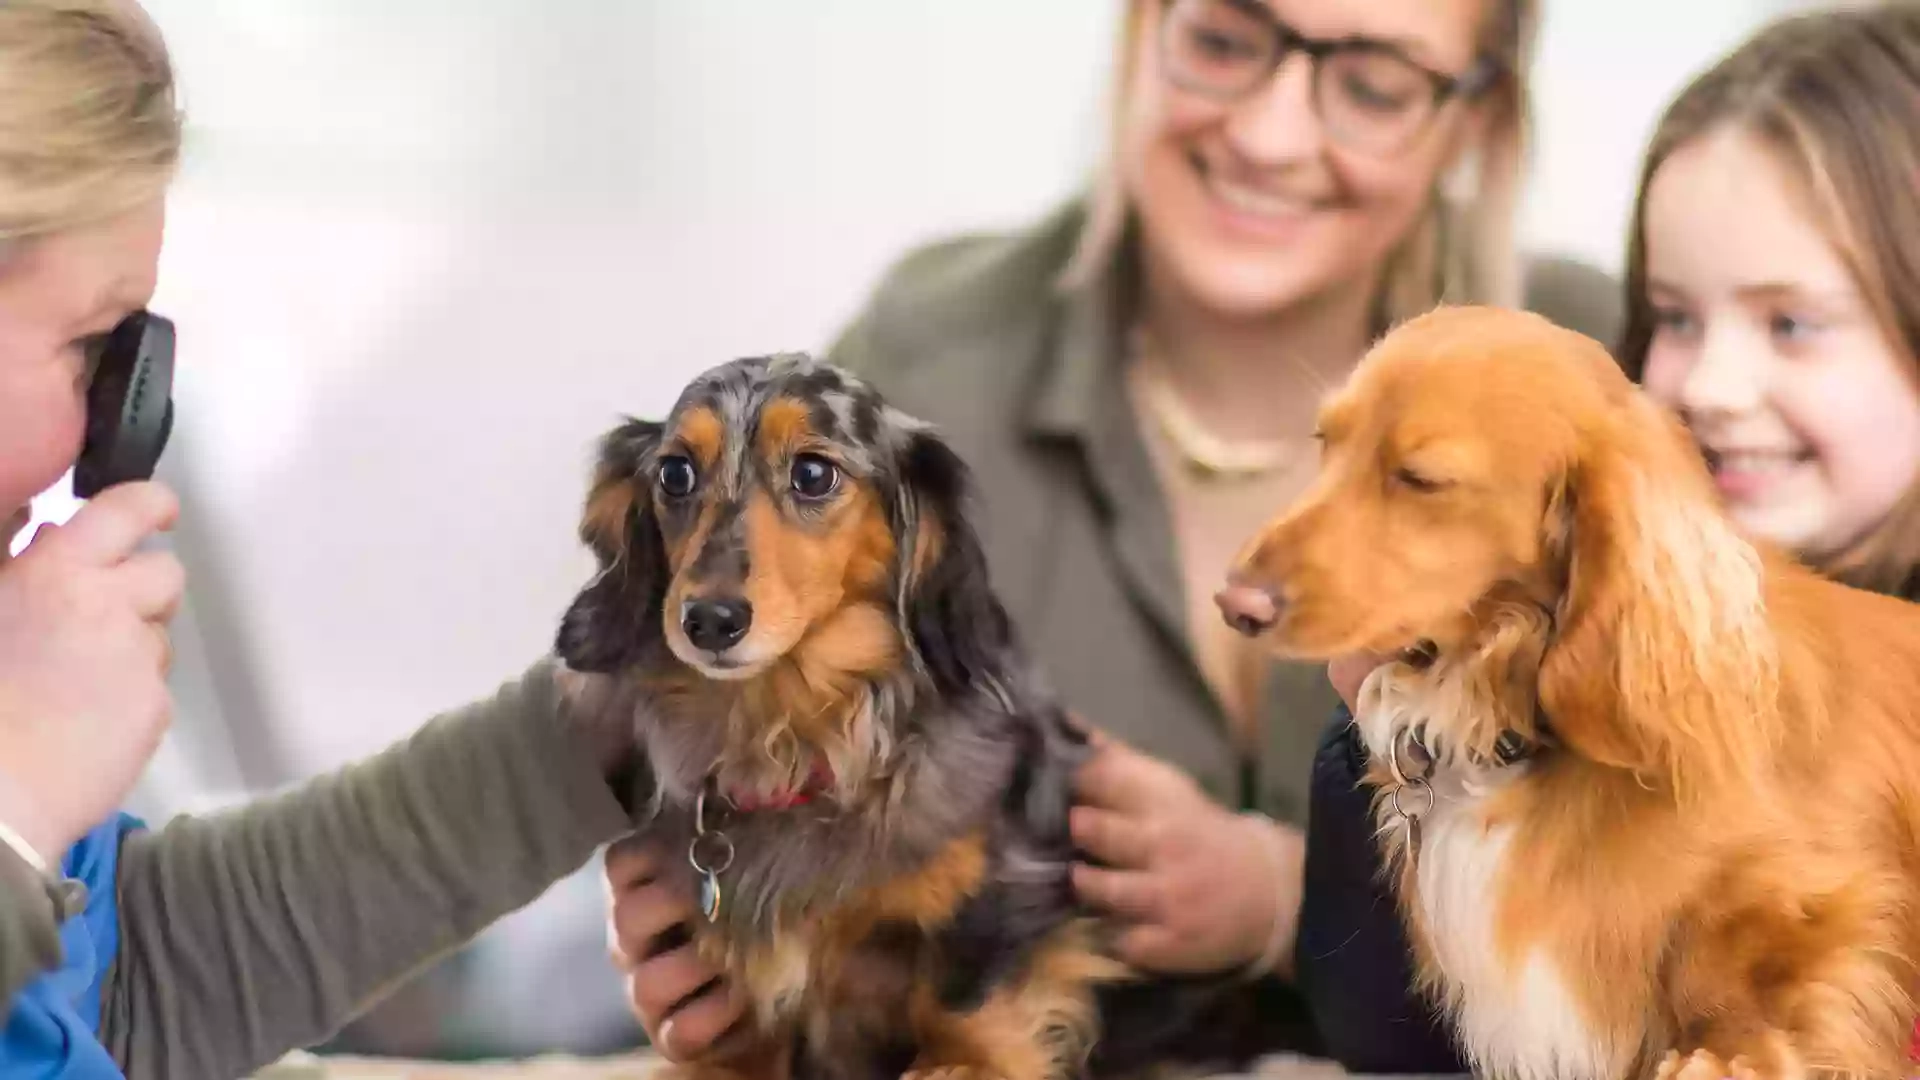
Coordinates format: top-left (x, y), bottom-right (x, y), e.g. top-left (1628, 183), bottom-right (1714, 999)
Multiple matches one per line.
top-left (556, 354), bottom-right (1123, 1080)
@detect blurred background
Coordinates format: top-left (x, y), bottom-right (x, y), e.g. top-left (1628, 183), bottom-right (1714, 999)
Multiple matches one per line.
top-left (22, 0), bottom-right (1826, 1062)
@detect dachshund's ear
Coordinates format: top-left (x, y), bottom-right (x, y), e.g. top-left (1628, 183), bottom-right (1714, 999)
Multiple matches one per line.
top-left (891, 422), bottom-right (1012, 699)
top-left (556, 418), bottom-right (668, 674)
top-left (1537, 396), bottom-right (1779, 801)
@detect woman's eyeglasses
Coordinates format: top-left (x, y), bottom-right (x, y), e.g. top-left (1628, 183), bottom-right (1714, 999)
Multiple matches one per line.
top-left (1158, 0), bottom-right (1501, 157)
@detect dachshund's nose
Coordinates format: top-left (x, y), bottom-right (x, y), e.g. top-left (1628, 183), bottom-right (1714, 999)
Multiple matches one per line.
top-left (683, 597), bottom-right (753, 653)
top-left (1215, 583), bottom-right (1281, 637)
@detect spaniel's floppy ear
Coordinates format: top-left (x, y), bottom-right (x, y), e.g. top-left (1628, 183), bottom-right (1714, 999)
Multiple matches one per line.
top-left (1537, 396), bottom-right (1781, 800)
top-left (555, 418), bottom-right (668, 673)
top-left (888, 418), bottom-right (1013, 700)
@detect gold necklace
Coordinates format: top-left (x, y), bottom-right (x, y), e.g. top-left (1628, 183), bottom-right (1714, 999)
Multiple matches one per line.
top-left (1129, 326), bottom-right (1304, 481)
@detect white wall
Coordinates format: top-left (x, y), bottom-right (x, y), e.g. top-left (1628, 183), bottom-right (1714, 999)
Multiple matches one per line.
top-left (1523, 0), bottom-right (1802, 272)
top-left (26, 0), bottom-right (1814, 1055)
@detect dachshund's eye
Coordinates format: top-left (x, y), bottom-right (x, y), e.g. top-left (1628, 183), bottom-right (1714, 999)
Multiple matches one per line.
top-left (791, 454), bottom-right (839, 499)
top-left (658, 455), bottom-right (697, 498)
top-left (1393, 466), bottom-right (1446, 494)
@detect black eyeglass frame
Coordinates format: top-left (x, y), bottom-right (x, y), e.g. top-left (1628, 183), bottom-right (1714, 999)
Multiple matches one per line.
top-left (1156, 0), bottom-right (1504, 152)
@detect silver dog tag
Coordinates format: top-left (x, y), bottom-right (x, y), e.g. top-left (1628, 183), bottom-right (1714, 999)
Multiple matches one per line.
top-left (1386, 735), bottom-right (1434, 875)
top-left (689, 788), bottom-right (735, 925)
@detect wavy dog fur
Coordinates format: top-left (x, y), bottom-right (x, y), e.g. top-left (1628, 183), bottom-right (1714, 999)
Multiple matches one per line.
top-left (1223, 307), bottom-right (1920, 1080)
top-left (555, 354), bottom-right (1122, 1080)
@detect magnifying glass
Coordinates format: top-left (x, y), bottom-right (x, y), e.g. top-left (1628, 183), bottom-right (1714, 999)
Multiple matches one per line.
top-left (72, 309), bottom-right (175, 499)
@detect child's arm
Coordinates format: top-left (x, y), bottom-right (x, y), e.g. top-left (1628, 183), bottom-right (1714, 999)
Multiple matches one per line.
top-left (97, 657), bottom-right (641, 1080)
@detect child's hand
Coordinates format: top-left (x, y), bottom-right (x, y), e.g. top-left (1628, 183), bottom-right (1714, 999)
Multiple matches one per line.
top-left (605, 835), bottom-right (746, 1061)
top-left (1328, 651), bottom-right (1393, 711)
top-left (0, 482), bottom-right (183, 863)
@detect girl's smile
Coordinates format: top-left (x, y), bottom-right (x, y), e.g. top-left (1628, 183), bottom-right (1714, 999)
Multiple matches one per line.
top-left (1639, 127), bottom-right (1920, 559)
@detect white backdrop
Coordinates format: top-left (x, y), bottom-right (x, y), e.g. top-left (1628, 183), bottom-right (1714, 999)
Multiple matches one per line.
top-left (22, 0), bottom-right (1827, 1056)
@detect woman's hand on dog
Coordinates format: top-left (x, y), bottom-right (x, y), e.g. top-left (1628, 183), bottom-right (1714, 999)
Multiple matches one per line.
top-left (605, 835), bottom-right (746, 1062)
top-left (1069, 726), bottom-right (1305, 977)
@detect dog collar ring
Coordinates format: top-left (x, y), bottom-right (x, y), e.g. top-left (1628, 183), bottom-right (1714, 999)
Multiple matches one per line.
top-left (1387, 729), bottom-right (1436, 871)
top-left (1388, 727), bottom-right (1435, 787)
top-left (690, 787), bottom-right (736, 923)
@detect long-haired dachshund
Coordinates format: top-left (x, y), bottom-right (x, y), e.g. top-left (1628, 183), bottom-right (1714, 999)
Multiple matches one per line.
top-left (1218, 306), bottom-right (1920, 1080)
top-left (553, 353), bottom-right (1120, 1080)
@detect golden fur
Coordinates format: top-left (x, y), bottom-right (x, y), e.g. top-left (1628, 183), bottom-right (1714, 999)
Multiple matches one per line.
top-left (1225, 306), bottom-right (1920, 1080)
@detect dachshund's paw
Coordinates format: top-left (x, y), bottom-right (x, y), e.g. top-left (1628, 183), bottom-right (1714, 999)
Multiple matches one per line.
top-left (1654, 1048), bottom-right (1767, 1080)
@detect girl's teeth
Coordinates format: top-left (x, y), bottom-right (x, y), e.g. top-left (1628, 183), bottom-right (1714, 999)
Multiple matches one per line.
top-left (1715, 451), bottom-right (1796, 473)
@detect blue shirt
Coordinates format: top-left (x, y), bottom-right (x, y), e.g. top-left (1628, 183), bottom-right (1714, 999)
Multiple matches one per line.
top-left (0, 813), bottom-right (141, 1079)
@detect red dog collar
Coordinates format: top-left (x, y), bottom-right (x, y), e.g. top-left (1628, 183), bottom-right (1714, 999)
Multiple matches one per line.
top-left (721, 759), bottom-right (834, 812)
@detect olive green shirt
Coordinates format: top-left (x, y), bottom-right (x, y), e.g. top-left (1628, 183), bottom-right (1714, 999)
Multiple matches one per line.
top-left (826, 198), bottom-right (1625, 825)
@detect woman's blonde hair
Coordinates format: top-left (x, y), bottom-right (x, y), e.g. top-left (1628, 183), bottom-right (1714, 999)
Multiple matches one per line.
top-left (1063, 0), bottom-right (1539, 326)
top-left (0, 0), bottom-right (181, 243)
top-left (1615, 4), bottom-right (1920, 598)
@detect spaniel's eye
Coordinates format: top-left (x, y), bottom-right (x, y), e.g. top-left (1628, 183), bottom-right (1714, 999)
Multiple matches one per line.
top-left (1393, 466), bottom-right (1445, 493)
top-left (791, 453), bottom-right (839, 499)
top-left (658, 455), bottom-right (697, 498)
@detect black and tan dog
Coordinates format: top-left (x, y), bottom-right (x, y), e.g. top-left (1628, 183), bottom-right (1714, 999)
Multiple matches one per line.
top-left (555, 353), bottom-right (1122, 1080)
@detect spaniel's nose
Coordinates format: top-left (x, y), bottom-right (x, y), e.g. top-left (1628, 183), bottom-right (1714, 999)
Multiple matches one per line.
top-left (682, 597), bottom-right (753, 653)
top-left (1215, 583), bottom-right (1281, 637)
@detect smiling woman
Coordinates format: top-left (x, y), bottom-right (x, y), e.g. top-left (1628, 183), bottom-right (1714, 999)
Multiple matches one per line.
top-left (1078, 0), bottom-right (1528, 329)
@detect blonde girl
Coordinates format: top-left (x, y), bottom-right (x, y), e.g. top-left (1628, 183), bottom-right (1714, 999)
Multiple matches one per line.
top-left (0, 4), bottom-right (640, 1076)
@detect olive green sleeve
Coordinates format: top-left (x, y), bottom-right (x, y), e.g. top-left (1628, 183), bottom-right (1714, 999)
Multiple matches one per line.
top-left (99, 658), bottom-right (636, 1080)
top-left (0, 845), bottom-right (62, 1007)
